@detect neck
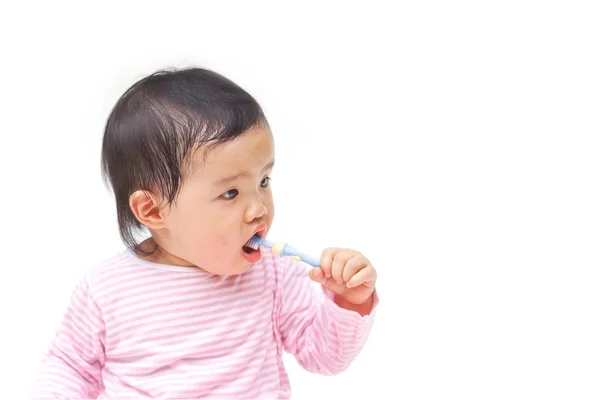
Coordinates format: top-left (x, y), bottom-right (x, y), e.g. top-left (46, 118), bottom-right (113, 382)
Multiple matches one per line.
top-left (137, 237), bottom-right (196, 268)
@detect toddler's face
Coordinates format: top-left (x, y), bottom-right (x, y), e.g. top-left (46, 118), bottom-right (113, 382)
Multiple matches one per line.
top-left (151, 124), bottom-right (275, 275)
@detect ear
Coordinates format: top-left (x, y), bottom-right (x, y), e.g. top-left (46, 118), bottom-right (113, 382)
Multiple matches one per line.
top-left (129, 190), bottom-right (166, 230)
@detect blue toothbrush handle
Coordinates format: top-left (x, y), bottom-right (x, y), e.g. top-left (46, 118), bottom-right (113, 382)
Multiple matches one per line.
top-left (296, 253), bottom-right (321, 267)
top-left (280, 243), bottom-right (321, 267)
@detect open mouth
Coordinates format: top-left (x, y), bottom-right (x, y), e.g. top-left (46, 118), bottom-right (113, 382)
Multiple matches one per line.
top-left (241, 227), bottom-right (266, 261)
top-left (242, 244), bottom-right (257, 254)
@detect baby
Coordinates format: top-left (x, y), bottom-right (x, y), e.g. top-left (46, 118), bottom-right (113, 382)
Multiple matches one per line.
top-left (32, 67), bottom-right (379, 399)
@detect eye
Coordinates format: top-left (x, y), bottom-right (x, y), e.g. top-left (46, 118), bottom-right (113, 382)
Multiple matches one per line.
top-left (260, 176), bottom-right (271, 188)
top-left (221, 189), bottom-right (239, 199)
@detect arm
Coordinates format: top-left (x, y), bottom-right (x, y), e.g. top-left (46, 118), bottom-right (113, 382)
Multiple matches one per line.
top-left (276, 256), bottom-right (378, 375)
top-left (31, 277), bottom-right (106, 399)
top-left (334, 292), bottom-right (375, 317)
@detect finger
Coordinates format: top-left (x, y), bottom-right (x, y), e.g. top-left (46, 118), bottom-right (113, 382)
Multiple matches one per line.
top-left (331, 252), bottom-right (356, 284)
top-left (309, 267), bottom-right (327, 285)
top-left (319, 248), bottom-right (343, 278)
top-left (341, 255), bottom-right (369, 283)
top-left (346, 265), bottom-right (377, 289)
top-left (322, 276), bottom-right (349, 295)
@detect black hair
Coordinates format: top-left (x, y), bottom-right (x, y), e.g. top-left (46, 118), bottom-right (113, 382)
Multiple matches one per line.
top-left (100, 67), bottom-right (268, 254)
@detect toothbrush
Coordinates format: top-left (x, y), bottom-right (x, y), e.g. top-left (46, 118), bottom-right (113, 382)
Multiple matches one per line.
top-left (245, 235), bottom-right (321, 267)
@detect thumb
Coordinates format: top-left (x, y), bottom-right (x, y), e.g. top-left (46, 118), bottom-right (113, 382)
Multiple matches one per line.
top-left (310, 268), bottom-right (347, 294)
top-left (309, 267), bottom-right (327, 285)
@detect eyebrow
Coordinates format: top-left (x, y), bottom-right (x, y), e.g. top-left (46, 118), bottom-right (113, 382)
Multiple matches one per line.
top-left (215, 159), bottom-right (275, 186)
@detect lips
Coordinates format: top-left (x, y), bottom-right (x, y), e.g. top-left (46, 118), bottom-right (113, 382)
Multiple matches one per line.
top-left (241, 225), bottom-right (266, 263)
top-left (248, 225), bottom-right (266, 242)
top-left (254, 227), bottom-right (266, 239)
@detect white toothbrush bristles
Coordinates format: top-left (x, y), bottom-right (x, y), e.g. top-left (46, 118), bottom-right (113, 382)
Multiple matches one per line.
top-left (244, 238), bottom-right (260, 250)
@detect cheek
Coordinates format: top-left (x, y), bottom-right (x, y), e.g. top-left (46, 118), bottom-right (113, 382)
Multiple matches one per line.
top-left (265, 194), bottom-right (275, 221)
top-left (208, 236), bottom-right (238, 260)
top-left (165, 205), bottom-right (207, 241)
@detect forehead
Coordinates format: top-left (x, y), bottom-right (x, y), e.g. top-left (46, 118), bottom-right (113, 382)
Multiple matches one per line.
top-left (194, 125), bottom-right (274, 175)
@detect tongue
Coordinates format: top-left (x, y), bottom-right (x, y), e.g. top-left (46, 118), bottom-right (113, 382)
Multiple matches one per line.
top-left (241, 246), bottom-right (261, 263)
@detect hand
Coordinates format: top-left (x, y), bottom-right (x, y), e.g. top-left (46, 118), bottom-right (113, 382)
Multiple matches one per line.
top-left (308, 248), bottom-right (377, 305)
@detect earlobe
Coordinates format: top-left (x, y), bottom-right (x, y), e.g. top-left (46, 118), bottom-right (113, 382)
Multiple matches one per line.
top-left (129, 190), bottom-right (165, 229)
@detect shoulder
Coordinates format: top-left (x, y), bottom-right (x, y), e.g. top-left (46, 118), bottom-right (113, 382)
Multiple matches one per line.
top-left (76, 249), bottom-right (142, 298)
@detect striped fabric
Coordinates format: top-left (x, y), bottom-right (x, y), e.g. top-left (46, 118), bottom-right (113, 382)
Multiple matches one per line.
top-left (31, 247), bottom-right (377, 399)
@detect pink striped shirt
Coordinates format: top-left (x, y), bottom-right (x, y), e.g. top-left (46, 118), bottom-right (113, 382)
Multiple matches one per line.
top-left (31, 246), bottom-right (377, 399)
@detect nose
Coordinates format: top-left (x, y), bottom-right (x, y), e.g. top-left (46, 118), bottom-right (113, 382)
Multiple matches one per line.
top-left (245, 198), bottom-right (268, 223)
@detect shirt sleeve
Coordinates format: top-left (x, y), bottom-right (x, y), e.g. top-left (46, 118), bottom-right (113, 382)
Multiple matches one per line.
top-left (31, 276), bottom-right (106, 399)
top-left (275, 256), bottom-right (378, 375)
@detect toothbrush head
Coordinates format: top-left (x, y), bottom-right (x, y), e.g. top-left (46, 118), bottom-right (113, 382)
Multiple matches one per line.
top-left (244, 236), bottom-right (261, 250)
top-left (244, 235), bottom-right (273, 250)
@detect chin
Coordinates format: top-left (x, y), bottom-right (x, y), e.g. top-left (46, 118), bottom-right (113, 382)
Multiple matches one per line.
top-left (236, 261), bottom-right (255, 274)
top-left (212, 258), bottom-right (251, 277)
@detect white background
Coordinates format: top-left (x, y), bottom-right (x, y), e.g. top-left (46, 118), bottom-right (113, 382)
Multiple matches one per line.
top-left (1, 1), bottom-right (599, 399)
